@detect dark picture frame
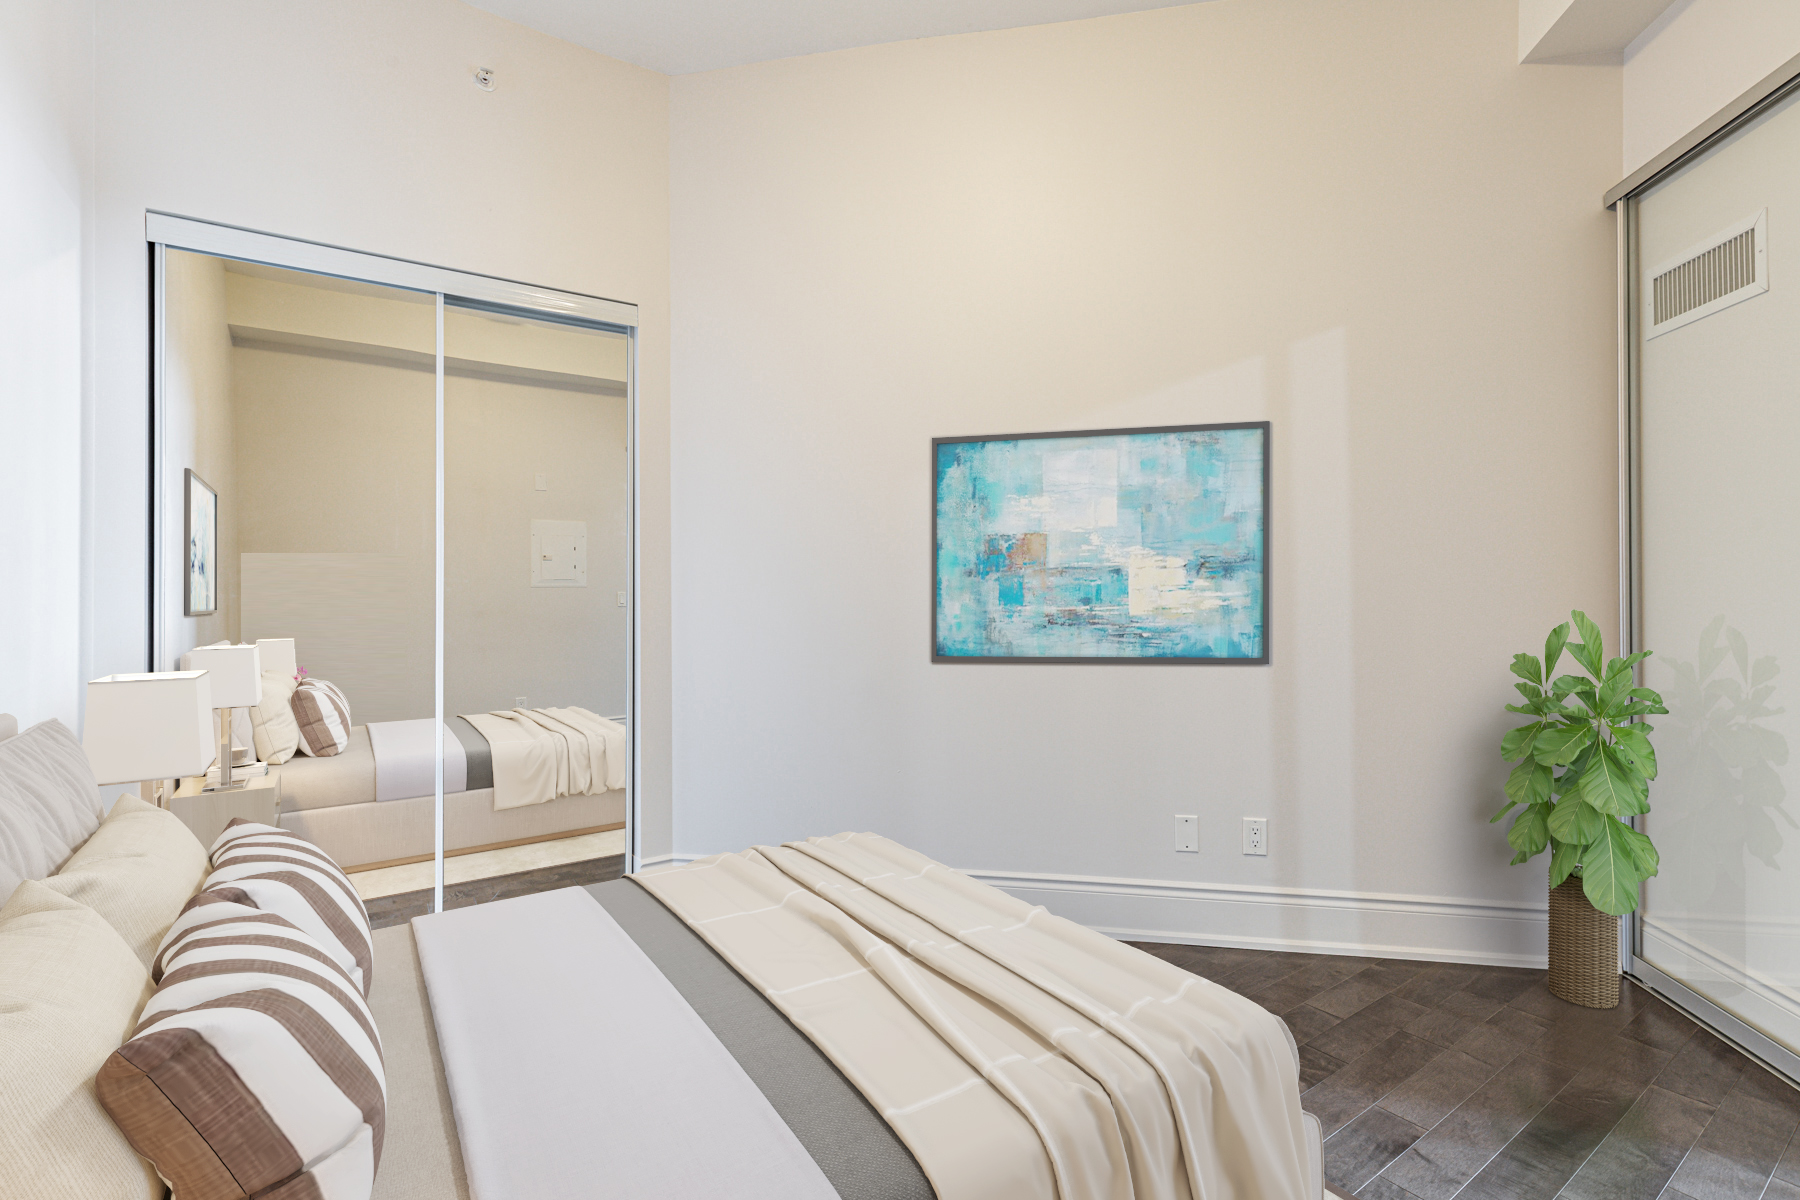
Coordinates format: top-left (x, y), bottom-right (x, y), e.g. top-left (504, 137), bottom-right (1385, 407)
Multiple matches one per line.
top-left (932, 421), bottom-right (1270, 664)
top-left (184, 468), bottom-right (218, 617)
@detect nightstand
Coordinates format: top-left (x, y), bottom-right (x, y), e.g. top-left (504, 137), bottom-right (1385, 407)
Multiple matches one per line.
top-left (169, 775), bottom-right (282, 851)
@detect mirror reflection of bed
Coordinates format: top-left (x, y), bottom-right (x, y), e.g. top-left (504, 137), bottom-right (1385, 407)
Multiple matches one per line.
top-left (159, 251), bottom-right (630, 921)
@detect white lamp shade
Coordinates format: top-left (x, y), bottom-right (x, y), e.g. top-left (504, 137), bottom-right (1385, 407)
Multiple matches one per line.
top-left (182, 642), bottom-right (263, 708)
top-left (84, 672), bottom-right (215, 784)
top-left (255, 638), bottom-right (297, 680)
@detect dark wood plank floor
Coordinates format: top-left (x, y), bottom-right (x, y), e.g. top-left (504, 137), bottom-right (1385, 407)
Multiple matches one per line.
top-left (365, 853), bottom-right (625, 929)
top-left (1129, 941), bottom-right (1800, 1200)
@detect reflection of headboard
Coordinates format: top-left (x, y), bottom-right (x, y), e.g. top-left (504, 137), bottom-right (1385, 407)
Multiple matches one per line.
top-left (0, 714), bottom-right (16, 741)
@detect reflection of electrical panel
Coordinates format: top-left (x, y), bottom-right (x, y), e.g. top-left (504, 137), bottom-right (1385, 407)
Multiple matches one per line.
top-left (530, 520), bottom-right (587, 588)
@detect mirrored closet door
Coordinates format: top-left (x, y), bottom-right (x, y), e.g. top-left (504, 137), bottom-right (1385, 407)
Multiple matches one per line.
top-left (151, 217), bottom-right (638, 915)
top-left (1627, 83), bottom-right (1800, 1077)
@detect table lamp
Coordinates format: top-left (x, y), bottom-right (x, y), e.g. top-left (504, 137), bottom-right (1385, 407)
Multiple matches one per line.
top-left (182, 642), bottom-right (263, 791)
top-left (83, 671), bottom-right (215, 805)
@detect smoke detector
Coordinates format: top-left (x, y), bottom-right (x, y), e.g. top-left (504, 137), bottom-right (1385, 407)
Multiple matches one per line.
top-left (474, 67), bottom-right (495, 91)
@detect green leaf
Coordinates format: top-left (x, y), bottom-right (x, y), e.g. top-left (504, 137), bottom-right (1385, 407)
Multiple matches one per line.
top-left (1621, 823), bottom-right (1660, 877)
top-left (1627, 686), bottom-right (1664, 702)
top-left (1515, 682), bottom-right (1544, 701)
top-left (1501, 721), bottom-right (1546, 762)
top-left (1534, 724), bottom-right (1594, 766)
top-left (1507, 804), bottom-right (1551, 860)
top-left (1545, 623), bottom-right (1571, 679)
top-left (1579, 744), bottom-right (1649, 817)
top-left (1511, 654), bottom-right (1544, 686)
top-left (1570, 610), bottom-right (1605, 678)
top-left (1605, 651), bottom-right (1651, 681)
top-left (1548, 795), bottom-right (1607, 843)
top-left (1581, 818), bottom-right (1646, 915)
top-left (1490, 798), bottom-right (1519, 824)
top-left (1505, 759), bottom-right (1552, 807)
top-left (1596, 670), bottom-right (1633, 718)
top-left (1549, 839), bottom-right (1581, 889)
top-left (1551, 674), bottom-right (1592, 697)
top-left (1610, 724), bottom-right (1658, 780)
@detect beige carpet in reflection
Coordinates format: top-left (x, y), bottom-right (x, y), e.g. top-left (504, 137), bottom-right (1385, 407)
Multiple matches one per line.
top-left (348, 828), bottom-right (626, 900)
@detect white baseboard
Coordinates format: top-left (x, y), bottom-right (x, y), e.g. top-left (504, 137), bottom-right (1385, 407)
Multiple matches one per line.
top-left (964, 868), bottom-right (1550, 968)
top-left (658, 854), bottom-right (1549, 967)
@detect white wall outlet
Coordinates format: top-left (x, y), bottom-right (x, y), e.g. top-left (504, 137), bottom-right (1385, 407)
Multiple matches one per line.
top-left (1242, 817), bottom-right (1268, 856)
top-left (534, 472), bottom-right (548, 491)
top-left (514, 696), bottom-right (527, 708)
top-left (1175, 815), bottom-right (1198, 853)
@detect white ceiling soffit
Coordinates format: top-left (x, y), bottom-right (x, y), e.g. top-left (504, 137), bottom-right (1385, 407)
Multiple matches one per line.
top-left (467, 0), bottom-right (1206, 76)
top-left (1519, 0), bottom-right (1679, 64)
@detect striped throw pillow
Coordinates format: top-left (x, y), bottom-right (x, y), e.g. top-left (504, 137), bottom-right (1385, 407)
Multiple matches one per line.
top-left (98, 888), bottom-right (385, 1200)
top-left (291, 680), bottom-right (351, 757)
top-left (205, 820), bottom-right (372, 997)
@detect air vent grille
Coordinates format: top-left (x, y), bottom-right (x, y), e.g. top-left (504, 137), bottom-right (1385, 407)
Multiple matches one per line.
top-left (1653, 229), bottom-right (1756, 324)
top-left (1647, 210), bottom-right (1767, 338)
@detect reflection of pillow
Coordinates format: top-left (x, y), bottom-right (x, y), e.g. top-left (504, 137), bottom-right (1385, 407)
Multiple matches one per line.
top-left (292, 679), bottom-right (350, 757)
top-left (0, 881), bottom-right (161, 1200)
top-left (0, 718), bottom-right (107, 903)
top-left (43, 794), bottom-right (208, 967)
top-left (99, 888), bottom-right (385, 1200)
top-left (250, 669), bottom-right (301, 765)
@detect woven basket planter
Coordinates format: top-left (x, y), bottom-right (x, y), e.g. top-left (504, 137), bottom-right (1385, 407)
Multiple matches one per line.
top-left (1547, 876), bottom-right (1620, 1008)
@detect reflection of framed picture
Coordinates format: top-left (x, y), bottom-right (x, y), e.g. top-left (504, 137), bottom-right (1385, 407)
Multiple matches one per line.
top-left (184, 468), bottom-right (217, 617)
top-left (933, 422), bottom-right (1269, 663)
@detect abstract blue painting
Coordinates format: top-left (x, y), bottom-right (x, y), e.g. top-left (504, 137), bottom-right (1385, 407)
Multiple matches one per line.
top-left (933, 423), bottom-right (1268, 662)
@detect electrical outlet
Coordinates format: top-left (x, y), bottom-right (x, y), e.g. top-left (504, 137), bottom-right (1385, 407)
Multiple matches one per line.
top-left (1175, 815), bottom-right (1198, 853)
top-left (1243, 817), bottom-right (1268, 856)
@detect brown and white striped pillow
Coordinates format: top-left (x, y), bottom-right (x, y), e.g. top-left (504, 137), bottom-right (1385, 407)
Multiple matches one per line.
top-left (291, 679), bottom-right (351, 757)
top-left (98, 888), bottom-right (385, 1200)
top-left (205, 820), bottom-right (372, 997)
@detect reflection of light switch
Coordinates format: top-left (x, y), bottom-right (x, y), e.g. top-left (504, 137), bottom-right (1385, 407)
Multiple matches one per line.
top-left (529, 519), bottom-right (587, 588)
top-left (534, 473), bottom-right (547, 491)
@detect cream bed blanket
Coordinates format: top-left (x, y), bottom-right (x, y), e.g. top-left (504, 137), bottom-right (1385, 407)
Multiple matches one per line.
top-left (634, 834), bottom-right (1310, 1200)
top-left (456, 708), bottom-right (626, 810)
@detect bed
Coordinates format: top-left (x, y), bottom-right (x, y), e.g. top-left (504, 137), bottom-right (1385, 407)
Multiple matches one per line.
top-left (0, 711), bottom-right (1328, 1200)
top-left (271, 718), bottom-right (625, 871)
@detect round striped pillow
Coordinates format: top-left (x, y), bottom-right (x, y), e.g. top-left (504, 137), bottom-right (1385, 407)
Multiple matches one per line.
top-left (204, 820), bottom-right (373, 997)
top-left (99, 888), bottom-right (386, 1200)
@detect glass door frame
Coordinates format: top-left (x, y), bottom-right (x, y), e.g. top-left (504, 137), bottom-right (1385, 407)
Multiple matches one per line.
top-left (146, 212), bottom-right (645, 900)
top-left (1611, 62), bottom-right (1800, 1084)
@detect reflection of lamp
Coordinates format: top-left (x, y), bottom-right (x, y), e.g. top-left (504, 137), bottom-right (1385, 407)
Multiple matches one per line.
top-left (83, 671), bottom-right (215, 805)
top-left (182, 643), bottom-right (263, 791)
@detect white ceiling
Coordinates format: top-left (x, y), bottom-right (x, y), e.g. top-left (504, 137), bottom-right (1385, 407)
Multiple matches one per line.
top-left (467, 0), bottom-right (1206, 75)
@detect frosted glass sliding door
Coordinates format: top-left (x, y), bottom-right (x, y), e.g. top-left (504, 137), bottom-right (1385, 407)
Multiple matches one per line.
top-left (1633, 87), bottom-right (1800, 1065)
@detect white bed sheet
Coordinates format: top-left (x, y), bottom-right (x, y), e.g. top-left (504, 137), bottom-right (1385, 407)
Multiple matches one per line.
top-left (367, 719), bottom-right (467, 802)
top-left (411, 887), bottom-right (837, 1200)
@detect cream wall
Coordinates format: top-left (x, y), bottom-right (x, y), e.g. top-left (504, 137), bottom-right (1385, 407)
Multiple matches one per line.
top-left (0, 0), bottom-right (91, 731)
top-left (83, 0), bottom-right (674, 857)
top-left (1624, 0), bottom-right (1800, 174)
top-left (162, 250), bottom-right (237, 658)
top-left (668, 0), bottom-right (1623, 961)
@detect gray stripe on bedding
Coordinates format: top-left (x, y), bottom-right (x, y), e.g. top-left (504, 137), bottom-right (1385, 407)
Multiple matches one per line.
top-left (446, 716), bottom-right (492, 792)
top-left (587, 879), bottom-right (935, 1200)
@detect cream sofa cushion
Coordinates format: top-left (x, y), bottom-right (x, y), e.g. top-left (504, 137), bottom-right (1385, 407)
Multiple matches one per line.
top-left (0, 880), bottom-right (160, 1200)
top-left (45, 793), bottom-right (209, 967)
top-left (0, 718), bottom-right (106, 902)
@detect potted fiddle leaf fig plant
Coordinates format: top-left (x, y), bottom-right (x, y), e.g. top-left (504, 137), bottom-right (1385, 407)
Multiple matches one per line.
top-left (1494, 610), bottom-right (1665, 1008)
